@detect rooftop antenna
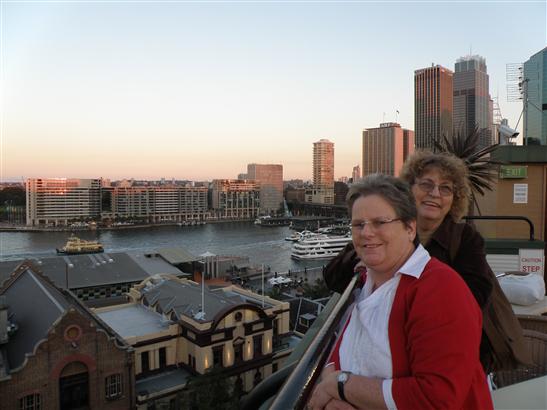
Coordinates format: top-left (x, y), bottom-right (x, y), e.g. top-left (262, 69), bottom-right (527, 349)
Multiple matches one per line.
top-left (395, 109), bottom-right (399, 124)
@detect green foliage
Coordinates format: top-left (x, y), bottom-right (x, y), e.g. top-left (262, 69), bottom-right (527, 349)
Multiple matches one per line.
top-left (301, 278), bottom-right (331, 300)
top-left (434, 125), bottom-right (503, 214)
top-left (181, 366), bottom-right (241, 410)
top-left (0, 187), bottom-right (25, 206)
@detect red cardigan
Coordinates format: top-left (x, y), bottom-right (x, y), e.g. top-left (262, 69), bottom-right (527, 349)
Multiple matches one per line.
top-left (331, 258), bottom-right (493, 410)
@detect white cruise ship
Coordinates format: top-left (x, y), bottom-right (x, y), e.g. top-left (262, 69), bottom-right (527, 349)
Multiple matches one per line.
top-left (291, 233), bottom-right (351, 260)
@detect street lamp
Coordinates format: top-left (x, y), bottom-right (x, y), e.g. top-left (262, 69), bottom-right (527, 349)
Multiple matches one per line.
top-left (65, 262), bottom-right (74, 289)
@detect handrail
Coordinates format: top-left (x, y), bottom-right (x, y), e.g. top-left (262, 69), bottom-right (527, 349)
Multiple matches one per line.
top-left (267, 274), bottom-right (359, 410)
top-left (463, 215), bottom-right (535, 241)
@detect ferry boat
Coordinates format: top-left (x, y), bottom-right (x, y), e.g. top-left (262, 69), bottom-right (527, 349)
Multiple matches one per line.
top-left (56, 235), bottom-right (104, 255)
top-left (291, 233), bottom-right (351, 260)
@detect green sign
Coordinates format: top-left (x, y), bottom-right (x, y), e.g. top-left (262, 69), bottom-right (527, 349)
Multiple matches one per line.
top-left (499, 165), bottom-right (527, 179)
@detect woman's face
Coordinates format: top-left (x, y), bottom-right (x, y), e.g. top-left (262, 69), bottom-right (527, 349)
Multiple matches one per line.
top-left (351, 194), bottom-right (416, 275)
top-left (411, 167), bottom-right (454, 225)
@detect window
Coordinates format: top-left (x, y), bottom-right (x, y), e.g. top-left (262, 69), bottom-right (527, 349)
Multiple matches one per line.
top-left (141, 351), bottom-right (150, 373)
top-left (253, 335), bottom-right (262, 357)
top-left (159, 347), bottom-right (167, 369)
top-left (234, 312), bottom-right (243, 322)
top-left (19, 393), bottom-right (41, 410)
top-left (213, 346), bottom-right (223, 367)
top-left (105, 374), bottom-right (123, 400)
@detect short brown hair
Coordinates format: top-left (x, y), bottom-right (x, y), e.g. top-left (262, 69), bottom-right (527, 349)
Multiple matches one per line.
top-left (399, 150), bottom-right (471, 221)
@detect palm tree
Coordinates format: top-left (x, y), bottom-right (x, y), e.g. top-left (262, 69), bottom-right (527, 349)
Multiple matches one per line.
top-left (433, 125), bottom-right (503, 215)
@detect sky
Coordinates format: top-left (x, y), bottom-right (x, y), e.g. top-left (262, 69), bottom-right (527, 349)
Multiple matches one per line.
top-left (1, 0), bottom-right (546, 182)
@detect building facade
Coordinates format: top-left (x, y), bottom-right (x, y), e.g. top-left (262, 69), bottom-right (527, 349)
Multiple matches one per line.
top-left (210, 180), bottom-right (260, 219)
top-left (26, 178), bottom-right (101, 227)
top-left (453, 55), bottom-right (493, 150)
top-left (523, 47), bottom-right (547, 145)
top-left (96, 275), bottom-right (296, 409)
top-left (0, 262), bottom-right (135, 410)
top-left (26, 179), bottom-right (208, 226)
top-left (311, 139), bottom-right (334, 204)
top-left (247, 164), bottom-right (284, 215)
top-left (414, 65), bottom-right (453, 149)
top-left (362, 123), bottom-right (415, 177)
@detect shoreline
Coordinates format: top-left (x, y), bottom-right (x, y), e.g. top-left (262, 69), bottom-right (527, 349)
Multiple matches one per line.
top-left (0, 219), bottom-right (259, 233)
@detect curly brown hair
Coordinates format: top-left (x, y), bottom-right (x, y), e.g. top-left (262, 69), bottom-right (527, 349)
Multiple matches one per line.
top-left (399, 150), bottom-right (471, 221)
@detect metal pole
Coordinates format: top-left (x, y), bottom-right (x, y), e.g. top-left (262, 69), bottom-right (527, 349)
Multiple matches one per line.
top-left (262, 264), bottom-right (265, 307)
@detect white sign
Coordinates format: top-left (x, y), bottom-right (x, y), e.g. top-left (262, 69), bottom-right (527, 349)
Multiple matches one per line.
top-left (513, 183), bottom-right (528, 204)
top-left (519, 248), bottom-right (544, 276)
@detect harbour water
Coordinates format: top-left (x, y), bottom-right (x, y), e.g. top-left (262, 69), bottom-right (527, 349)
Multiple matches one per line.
top-left (0, 222), bottom-right (326, 272)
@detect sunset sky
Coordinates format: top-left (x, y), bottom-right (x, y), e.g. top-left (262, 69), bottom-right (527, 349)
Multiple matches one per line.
top-left (2, 1), bottom-right (545, 181)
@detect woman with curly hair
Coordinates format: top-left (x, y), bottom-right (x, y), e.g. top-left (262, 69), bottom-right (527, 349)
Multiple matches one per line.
top-left (324, 151), bottom-right (529, 373)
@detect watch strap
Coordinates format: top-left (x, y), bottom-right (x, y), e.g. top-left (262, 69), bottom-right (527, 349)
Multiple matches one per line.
top-left (337, 372), bottom-right (349, 402)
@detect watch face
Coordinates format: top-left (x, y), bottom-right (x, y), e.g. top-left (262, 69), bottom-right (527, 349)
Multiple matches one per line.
top-left (338, 372), bottom-right (349, 383)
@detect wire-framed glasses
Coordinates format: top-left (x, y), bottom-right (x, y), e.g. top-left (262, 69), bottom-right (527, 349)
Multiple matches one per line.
top-left (350, 218), bottom-right (401, 231)
top-left (415, 179), bottom-right (454, 197)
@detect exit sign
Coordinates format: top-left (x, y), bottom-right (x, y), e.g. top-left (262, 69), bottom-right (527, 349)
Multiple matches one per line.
top-left (500, 166), bottom-right (527, 179)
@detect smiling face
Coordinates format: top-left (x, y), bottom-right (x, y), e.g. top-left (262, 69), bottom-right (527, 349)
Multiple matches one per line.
top-left (411, 167), bottom-right (454, 226)
top-left (351, 194), bottom-right (416, 277)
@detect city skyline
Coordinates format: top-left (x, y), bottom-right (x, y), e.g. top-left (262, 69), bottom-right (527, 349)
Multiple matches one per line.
top-left (2, 1), bottom-right (545, 181)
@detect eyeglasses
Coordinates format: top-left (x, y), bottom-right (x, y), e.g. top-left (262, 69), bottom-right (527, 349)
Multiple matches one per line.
top-left (350, 218), bottom-right (401, 231)
top-left (415, 179), bottom-right (454, 197)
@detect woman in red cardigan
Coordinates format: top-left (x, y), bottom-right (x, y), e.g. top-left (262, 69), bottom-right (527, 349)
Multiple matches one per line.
top-left (308, 174), bottom-right (492, 410)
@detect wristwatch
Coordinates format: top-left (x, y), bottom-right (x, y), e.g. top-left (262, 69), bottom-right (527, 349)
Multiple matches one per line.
top-left (337, 371), bottom-right (351, 402)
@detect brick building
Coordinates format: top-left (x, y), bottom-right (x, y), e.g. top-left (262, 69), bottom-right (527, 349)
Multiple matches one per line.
top-left (0, 262), bottom-right (135, 410)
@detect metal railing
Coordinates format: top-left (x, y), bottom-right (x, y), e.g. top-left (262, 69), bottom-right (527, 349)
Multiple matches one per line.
top-left (267, 274), bottom-right (359, 410)
top-left (463, 215), bottom-right (536, 241)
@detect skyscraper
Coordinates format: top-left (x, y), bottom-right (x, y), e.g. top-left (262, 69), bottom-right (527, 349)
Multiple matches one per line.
top-left (362, 123), bottom-right (415, 177)
top-left (313, 139), bottom-right (334, 189)
top-left (414, 65), bottom-right (453, 149)
top-left (453, 55), bottom-right (493, 149)
top-left (247, 164), bottom-right (283, 214)
top-left (309, 139), bottom-right (334, 204)
top-left (523, 47), bottom-right (547, 145)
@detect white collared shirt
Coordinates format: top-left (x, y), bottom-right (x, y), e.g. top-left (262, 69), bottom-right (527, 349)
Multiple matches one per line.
top-left (339, 245), bottom-right (431, 410)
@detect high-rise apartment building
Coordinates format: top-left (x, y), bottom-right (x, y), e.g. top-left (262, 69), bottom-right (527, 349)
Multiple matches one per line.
top-left (313, 139), bottom-right (334, 189)
top-left (362, 123), bottom-right (415, 177)
top-left (309, 139), bottom-right (334, 204)
top-left (26, 178), bottom-right (101, 226)
top-left (26, 178), bottom-right (208, 226)
top-left (523, 47), bottom-right (547, 145)
top-left (453, 55), bottom-right (493, 149)
top-left (211, 179), bottom-right (260, 219)
top-left (247, 164), bottom-right (283, 214)
top-left (414, 65), bottom-right (453, 149)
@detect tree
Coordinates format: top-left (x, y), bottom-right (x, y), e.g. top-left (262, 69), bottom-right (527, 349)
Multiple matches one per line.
top-left (301, 278), bottom-right (331, 300)
top-left (181, 366), bottom-right (240, 410)
top-left (434, 125), bottom-right (503, 215)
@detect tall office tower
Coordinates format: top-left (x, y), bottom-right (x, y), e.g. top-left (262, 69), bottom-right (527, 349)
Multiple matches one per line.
top-left (313, 139), bottom-right (334, 188)
top-left (362, 123), bottom-right (415, 177)
top-left (414, 65), bottom-right (453, 149)
top-left (453, 55), bottom-right (493, 149)
top-left (247, 164), bottom-right (283, 214)
top-left (523, 47), bottom-right (547, 145)
top-left (352, 165), bottom-right (361, 182)
top-left (310, 139), bottom-right (334, 204)
top-left (26, 178), bottom-right (101, 226)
